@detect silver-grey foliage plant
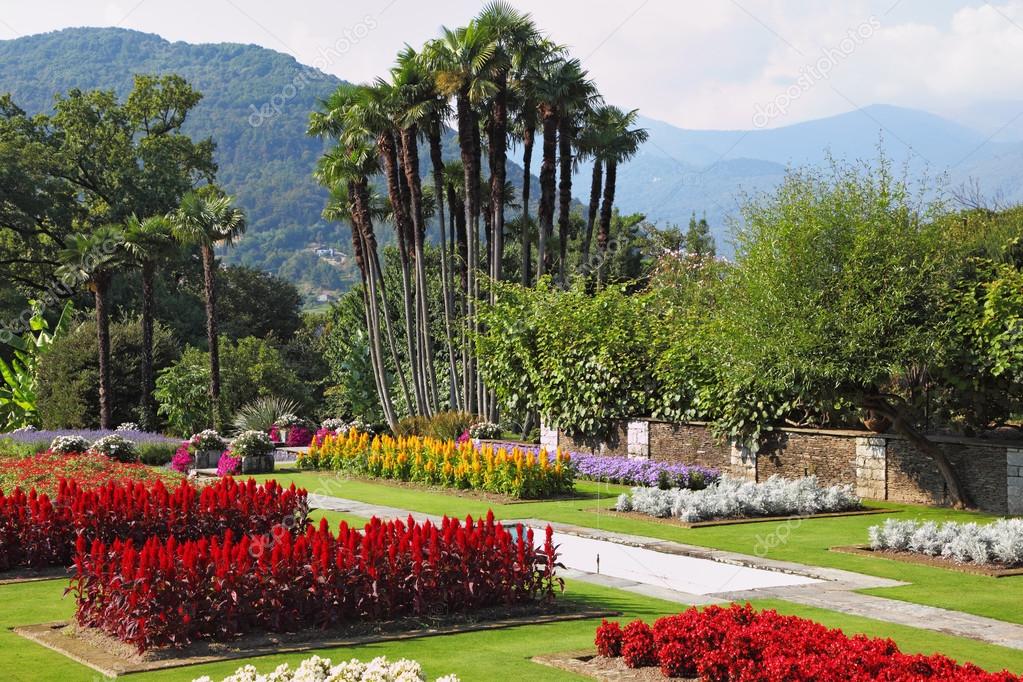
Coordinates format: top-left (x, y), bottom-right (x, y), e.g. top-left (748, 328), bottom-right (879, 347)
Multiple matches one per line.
top-left (868, 518), bottom-right (1023, 566)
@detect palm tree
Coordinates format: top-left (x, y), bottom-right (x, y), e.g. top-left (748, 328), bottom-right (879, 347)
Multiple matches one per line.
top-left (596, 106), bottom-right (648, 285)
top-left (170, 189), bottom-right (246, 430)
top-left (556, 72), bottom-right (599, 283)
top-left (425, 23), bottom-right (497, 412)
top-left (55, 225), bottom-right (126, 429)
top-left (121, 214), bottom-right (175, 430)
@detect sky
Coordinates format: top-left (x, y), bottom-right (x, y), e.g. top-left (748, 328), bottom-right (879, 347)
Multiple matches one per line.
top-left (3, 0), bottom-right (1023, 131)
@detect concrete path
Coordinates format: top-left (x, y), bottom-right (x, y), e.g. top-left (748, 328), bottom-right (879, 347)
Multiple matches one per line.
top-left (306, 493), bottom-right (1023, 651)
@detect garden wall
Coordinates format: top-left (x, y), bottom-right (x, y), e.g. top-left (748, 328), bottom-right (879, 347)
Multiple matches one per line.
top-left (544, 419), bottom-right (1023, 515)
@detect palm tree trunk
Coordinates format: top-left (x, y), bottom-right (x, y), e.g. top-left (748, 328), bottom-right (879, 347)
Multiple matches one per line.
top-left (520, 125), bottom-right (535, 286)
top-left (140, 260), bottom-right (157, 430)
top-left (200, 244), bottom-right (221, 429)
top-left (537, 110), bottom-right (558, 279)
top-left (428, 117), bottom-right (460, 410)
top-left (490, 74), bottom-right (508, 298)
top-left (93, 271), bottom-right (113, 430)
top-left (378, 130), bottom-right (425, 414)
top-left (456, 90), bottom-right (480, 413)
top-left (557, 116), bottom-right (574, 284)
top-left (580, 159), bottom-right (602, 268)
top-left (400, 126), bottom-right (439, 413)
top-left (596, 160), bottom-right (617, 287)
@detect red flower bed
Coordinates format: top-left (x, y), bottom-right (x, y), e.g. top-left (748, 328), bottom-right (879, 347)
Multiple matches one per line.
top-left (0, 477), bottom-right (308, 570)
top-left (71, 512), bottom-right (561, 652)
top-left (0, 451), bottom-right (179, 496)
top-left (598, 605), bottom-right (1020, 681)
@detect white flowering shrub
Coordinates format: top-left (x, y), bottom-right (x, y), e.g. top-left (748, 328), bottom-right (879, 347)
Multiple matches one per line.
top-left (190, 429), bottom-right (228, 451)
top-left (192, 655), bottom-right (460, 682)
top-left (116, 422), bottom-right (140, 432)
top-left (90, 434), bottom-right (140, 463)
top-left (276, 413), bottom-right (307, 428)
top-left (321, 418), bottom-right (348, 431)
top-left (230, 430), bottom-right (274, 458)
top-left (50, 434), bottom-right (91, 454)
top-left (868, 518), bottom-right (1023, 566)
top-left (468, 421), bottom-right (501, 440)
top-left (616, 475), bottom-right (861, 523)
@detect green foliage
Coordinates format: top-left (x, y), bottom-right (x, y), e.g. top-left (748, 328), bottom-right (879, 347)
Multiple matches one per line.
top-left (36, 317), bottom-right (178, 429)
top-left (425, 411), bottom-right (476, 441)
top-left (217, 266), bottom-right (303, 341)
top-left (155, 336), bottom-right (310, 436)
top-left (231, 396), bottom-right (302, 434)
top-left (320, 288), bottom-right (386, 423)
top-left (0, 301), bottom-right (74, 429)
top-left (394, 415), bottom-right (430, 438)
top-left (477, 278), bottom-right (654, 437)
top-left (684, 212), bottom-right (716, 258)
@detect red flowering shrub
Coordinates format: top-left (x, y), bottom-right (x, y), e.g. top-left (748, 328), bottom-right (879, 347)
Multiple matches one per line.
top-left (595, 619), bottom-right (624, 657)
top-left (0, 477), bottom-right (308, 570)
top-left (71, 511), bottom-right (562, 652)
top-left (599, 606), bottom-right (1021, 681)
top-left (621, 619), bottom-right (657, 668)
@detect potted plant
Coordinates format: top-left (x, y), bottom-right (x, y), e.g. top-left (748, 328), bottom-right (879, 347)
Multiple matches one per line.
top-left (189, 429), bottom-right (228, 469)
top-left (230, 430), bottom-right (275, 474)
top-left (273, 413), bottom-right (306, 445)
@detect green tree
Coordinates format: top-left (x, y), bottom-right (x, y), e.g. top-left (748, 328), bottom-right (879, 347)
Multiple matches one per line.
top-left (0, 300), bottom-right (74, 429)
top-left (216, 265), bottom-right (303, 341)
top-left (170, 188), bottom-right (246, 430)
top-left (684, 212), bottom-right (716, 258)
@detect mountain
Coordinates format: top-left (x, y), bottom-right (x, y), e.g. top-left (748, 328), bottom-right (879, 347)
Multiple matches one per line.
top-left (587, 105), bottom-right (1023, 253)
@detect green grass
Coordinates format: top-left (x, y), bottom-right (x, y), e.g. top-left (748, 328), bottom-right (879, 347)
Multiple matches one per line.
top-left (255, 467), bottom-right (1023, 625)
top-left (2, 576), bottom-right (1021, 681)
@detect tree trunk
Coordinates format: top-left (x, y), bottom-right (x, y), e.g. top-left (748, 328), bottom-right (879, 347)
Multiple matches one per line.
top-left (580, 159), bottom-right (602, 269)
top-left (456, 89), bottom-right (480, 413)
top-left (557, 116), bottom-right (574, 284)
top-left (429, 116), bottom-right (460, 410)
top-left (93, 271), bottom-right (113, 430)
top-left (378, 129), bottom-right (424, 414)
top-left (490, 74), bottom-right (508, 300)
top-left (200, 245), bottom-right (221, 430)
top-left (400, 125), bottom-right (439, 413)
top-left (537, 109), bottom-right (558, 279)
top-left (520, 125), bottom-right (535, 286)
top-left (596, 160), bottom-right (617, 287)
top-left (140, 260), bottom-right (157, 430)
top-left (861, 395), bottom-right (972, 509)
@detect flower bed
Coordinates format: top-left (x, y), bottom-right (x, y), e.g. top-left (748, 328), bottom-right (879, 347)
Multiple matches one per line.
top-left (595, 605), bottom-right (1020, 681)
top-left (71, 512), bottom-right (561, 652)
top-left (0, 429), bottom-right (180, 464)
top-left (193, 655), bottom-right (460, 682)
top-left (300, 432), bottom-right (574, 499)
top-left (0, 476), bottom-right (308, 570)
top-left (868, 518), bottom-right (1023, 567)
top-left (0, 451), bottom-right (179, 495)
top-left (615, 474), bottom-right (861, 523)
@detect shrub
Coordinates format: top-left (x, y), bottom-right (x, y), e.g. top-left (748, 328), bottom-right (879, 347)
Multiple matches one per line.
top-left (71, 513), bottom-right (561, 652)
top-left (89, 434), bottom-right (139, 463)
top-left (395, 415), bottom-right (430, 438)
top-left (231, 395), bottom-right (301, 435)
top-left (599, 606), bottom-right (1020, 681)
top-left (427, 411), bottom-right (476, 441)
top-left (3, 429), bottom-right (179, 463)
top-left (868, 518), bottom-right (1023, 566)
top-left (217, 452), bottom-right (241, 477)
top-left (616, 474), bottom-right (860, 522)
top-left (468, 420), bottom-right (502, 440)
top-left (594, 619), bottom-right (623, 657)
top-left (230, 430), bottom-right (274, 458)
top-left (301, 432), bottom-right (574, 499)
top-left (50, 434), bottom-right (90, 454)
top-left (193, 655), bottom-right (461, 682)
top-left (621, 620), bottom-right (657, 668)
top-left (115, 422), bottom-right (139, 432)
top-left (321, 417), bottom-right (348, 431)
top-left (170, 443), bottom-right (192, 473)
top-left (0, 477), bottom-right (308, 570)
top-left (36, 318), bottom-right (178, 429)
top-left (189, 429), bottom-right (227, 451)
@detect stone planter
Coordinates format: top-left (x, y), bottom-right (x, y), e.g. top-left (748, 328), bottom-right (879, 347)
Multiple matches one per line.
top-left (241, 453), bottom-right (275, 475)
top-left (193, 449), bottom-right (222, 469)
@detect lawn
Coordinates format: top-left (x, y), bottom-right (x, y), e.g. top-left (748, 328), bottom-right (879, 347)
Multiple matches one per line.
top-left (2, 574), bottom-right (1022, 682)
top-left (255, 467), bottom-right (1023, 626)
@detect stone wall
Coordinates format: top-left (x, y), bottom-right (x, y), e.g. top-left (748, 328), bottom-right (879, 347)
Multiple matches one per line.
top-left (544, 418), bottom-right (1022, 515)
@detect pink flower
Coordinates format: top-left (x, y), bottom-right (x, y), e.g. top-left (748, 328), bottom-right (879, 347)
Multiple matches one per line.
top-left (216, 452), bottom-right (240, 477)
top-left (170, 443), bottom-right (193, 473)
top-left (457, 430), bottom-right (471, 445)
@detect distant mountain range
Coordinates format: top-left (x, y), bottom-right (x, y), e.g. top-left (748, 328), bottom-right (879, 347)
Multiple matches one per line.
top-left (3, 26), bottom-right (1022, 277)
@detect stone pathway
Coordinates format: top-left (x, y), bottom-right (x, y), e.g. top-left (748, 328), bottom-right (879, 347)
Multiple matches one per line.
top-left (307, 493), bottom-right (1023, 651)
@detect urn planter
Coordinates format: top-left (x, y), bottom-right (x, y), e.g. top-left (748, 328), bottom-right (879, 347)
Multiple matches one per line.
top-left (241, 453), bottom-right (275, 475)
top-left (193, 449), bottom-right (222, 469)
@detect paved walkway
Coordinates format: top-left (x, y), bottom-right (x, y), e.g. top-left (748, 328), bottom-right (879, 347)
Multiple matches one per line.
top-left (308, 493), bottom-right (1023, 651)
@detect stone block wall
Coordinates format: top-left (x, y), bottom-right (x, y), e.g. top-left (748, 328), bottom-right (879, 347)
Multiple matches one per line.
top-left (542, 418), bottom-right (1022, 515)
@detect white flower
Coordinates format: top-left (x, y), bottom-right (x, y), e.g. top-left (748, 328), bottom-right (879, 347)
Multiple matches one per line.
top-left (116, 422), bottom-right (140, 432)
top-left (230, 430), bottom-right (275, 458)
top-left (50, 434), bottom-right (90, 454)
top-left (202, 656), bottom-right (457, 682)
